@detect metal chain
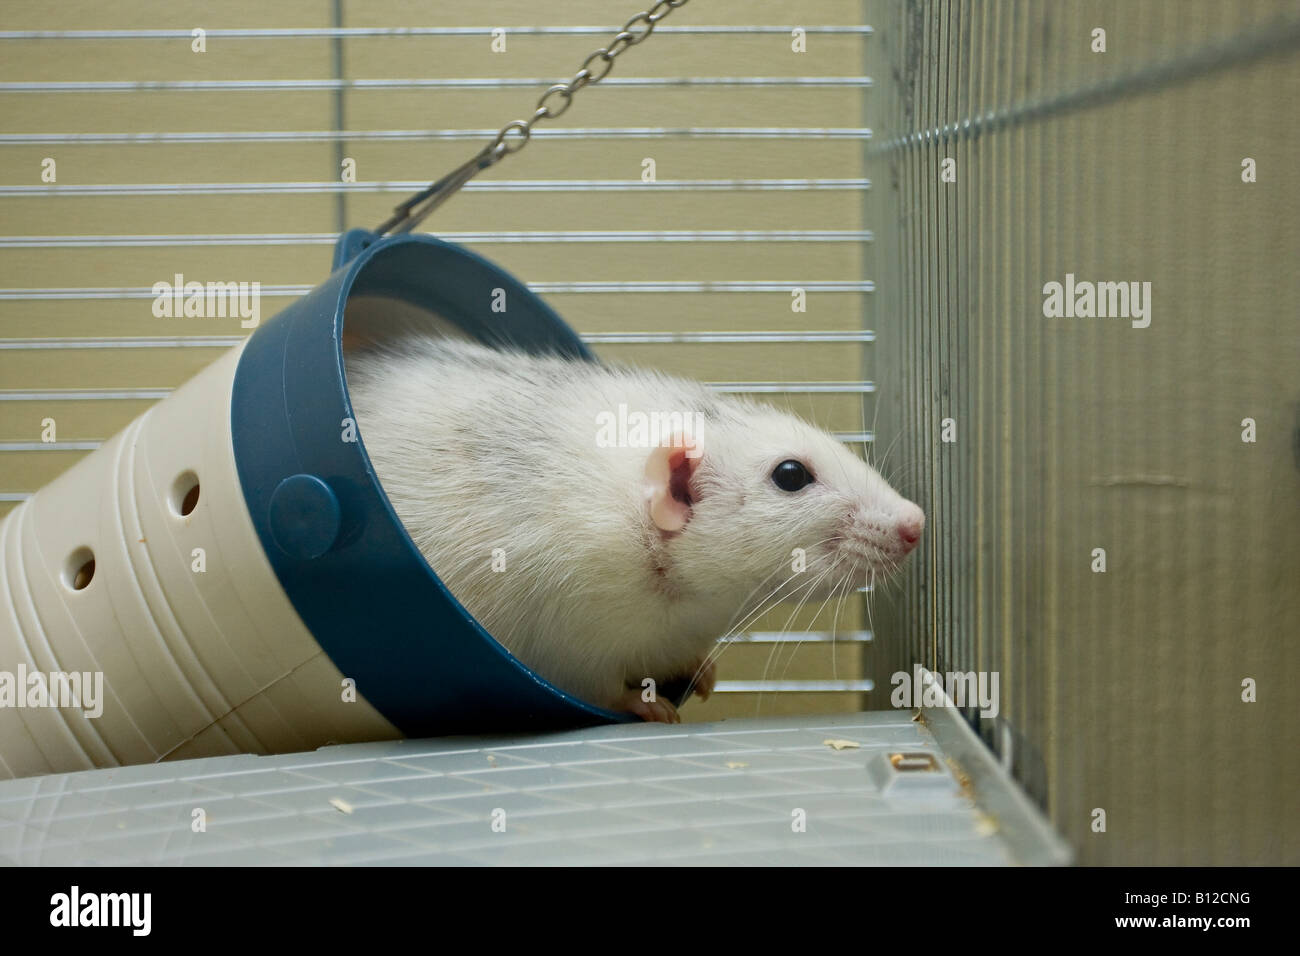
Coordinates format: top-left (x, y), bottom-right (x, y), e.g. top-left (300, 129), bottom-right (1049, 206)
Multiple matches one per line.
top-left (375, 0), bottom-right (690, 236)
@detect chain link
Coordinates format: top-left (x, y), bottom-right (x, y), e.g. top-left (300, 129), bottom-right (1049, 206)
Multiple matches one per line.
top-left (377, 0), bottom-right (690, 235)
top-left (487, 0), bottom-right (689, 158)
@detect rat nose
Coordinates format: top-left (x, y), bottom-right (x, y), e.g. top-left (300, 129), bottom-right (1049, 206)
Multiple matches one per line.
top-left (896, 503), bottom-right (925, 552)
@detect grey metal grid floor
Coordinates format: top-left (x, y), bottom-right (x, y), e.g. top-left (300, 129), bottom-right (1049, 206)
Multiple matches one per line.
top-left (0, 712), bottom-right (1023, 865)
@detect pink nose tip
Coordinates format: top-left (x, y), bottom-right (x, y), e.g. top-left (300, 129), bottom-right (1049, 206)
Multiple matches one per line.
top-left (896, 505), bottom-right (925, 551)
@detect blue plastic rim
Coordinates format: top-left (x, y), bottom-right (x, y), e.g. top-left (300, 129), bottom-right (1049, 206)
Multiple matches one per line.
top-left (230, 230), bottom-right (634, 737)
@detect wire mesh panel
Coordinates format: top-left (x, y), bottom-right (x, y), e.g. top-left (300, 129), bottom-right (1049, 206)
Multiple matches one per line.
top-left (0, 2), bottom-right (888, 723)
top-left (865, 0), bottom-right (1300, 864)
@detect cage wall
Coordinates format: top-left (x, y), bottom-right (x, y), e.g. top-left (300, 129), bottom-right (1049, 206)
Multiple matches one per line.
top-left (0, 2), bottom-right (885, 723)
top-left (864, 0), bottom-right (1300, 864)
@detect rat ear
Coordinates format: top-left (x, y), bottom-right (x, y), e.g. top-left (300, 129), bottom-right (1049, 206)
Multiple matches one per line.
top-left (644, 433), bottom-right (702, 533)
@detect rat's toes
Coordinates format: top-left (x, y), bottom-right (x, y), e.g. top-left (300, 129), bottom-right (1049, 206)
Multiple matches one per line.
top-left (618, 689), bottom-right (681, 723)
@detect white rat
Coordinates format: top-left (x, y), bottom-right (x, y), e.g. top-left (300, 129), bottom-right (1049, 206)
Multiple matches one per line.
top-left (344, 335), bottom-right (924, 722)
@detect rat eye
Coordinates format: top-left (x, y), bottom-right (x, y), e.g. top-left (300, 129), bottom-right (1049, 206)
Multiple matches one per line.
top-left (771, 459), bottom-right (814, 492)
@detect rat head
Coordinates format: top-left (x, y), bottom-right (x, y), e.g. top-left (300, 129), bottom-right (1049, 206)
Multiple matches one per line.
top-left (643, 402), bottom-right (925, 608)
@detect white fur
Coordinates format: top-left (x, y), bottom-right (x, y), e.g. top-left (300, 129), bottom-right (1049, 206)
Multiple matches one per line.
top-left (345, 337), bottom-right (924, 709)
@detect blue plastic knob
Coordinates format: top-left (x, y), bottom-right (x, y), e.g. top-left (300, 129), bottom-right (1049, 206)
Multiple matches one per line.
top-left (268, 474), bottom-right (341, 560)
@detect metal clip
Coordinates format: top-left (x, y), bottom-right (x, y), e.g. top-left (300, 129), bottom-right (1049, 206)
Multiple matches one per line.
top-left (374, 145), bottom-right (502, 237)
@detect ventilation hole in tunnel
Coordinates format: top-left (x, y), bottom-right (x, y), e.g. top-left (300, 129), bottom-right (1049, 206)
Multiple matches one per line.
top-left (171, 471), bottom-right (200, 517)
top-left (65, 547), bottom-right (95, 591)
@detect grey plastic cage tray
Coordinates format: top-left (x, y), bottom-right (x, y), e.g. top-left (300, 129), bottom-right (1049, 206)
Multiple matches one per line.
top-left (0, 712), bottom-right (1070, 866)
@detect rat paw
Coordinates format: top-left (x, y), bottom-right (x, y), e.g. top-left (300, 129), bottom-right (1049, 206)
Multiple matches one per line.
top-left (652, 658), bottom-right (718, 707)
top-left (616, 687), bottom-right (681, 723)
top-left (689, 658), bottom-right (717, 701)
